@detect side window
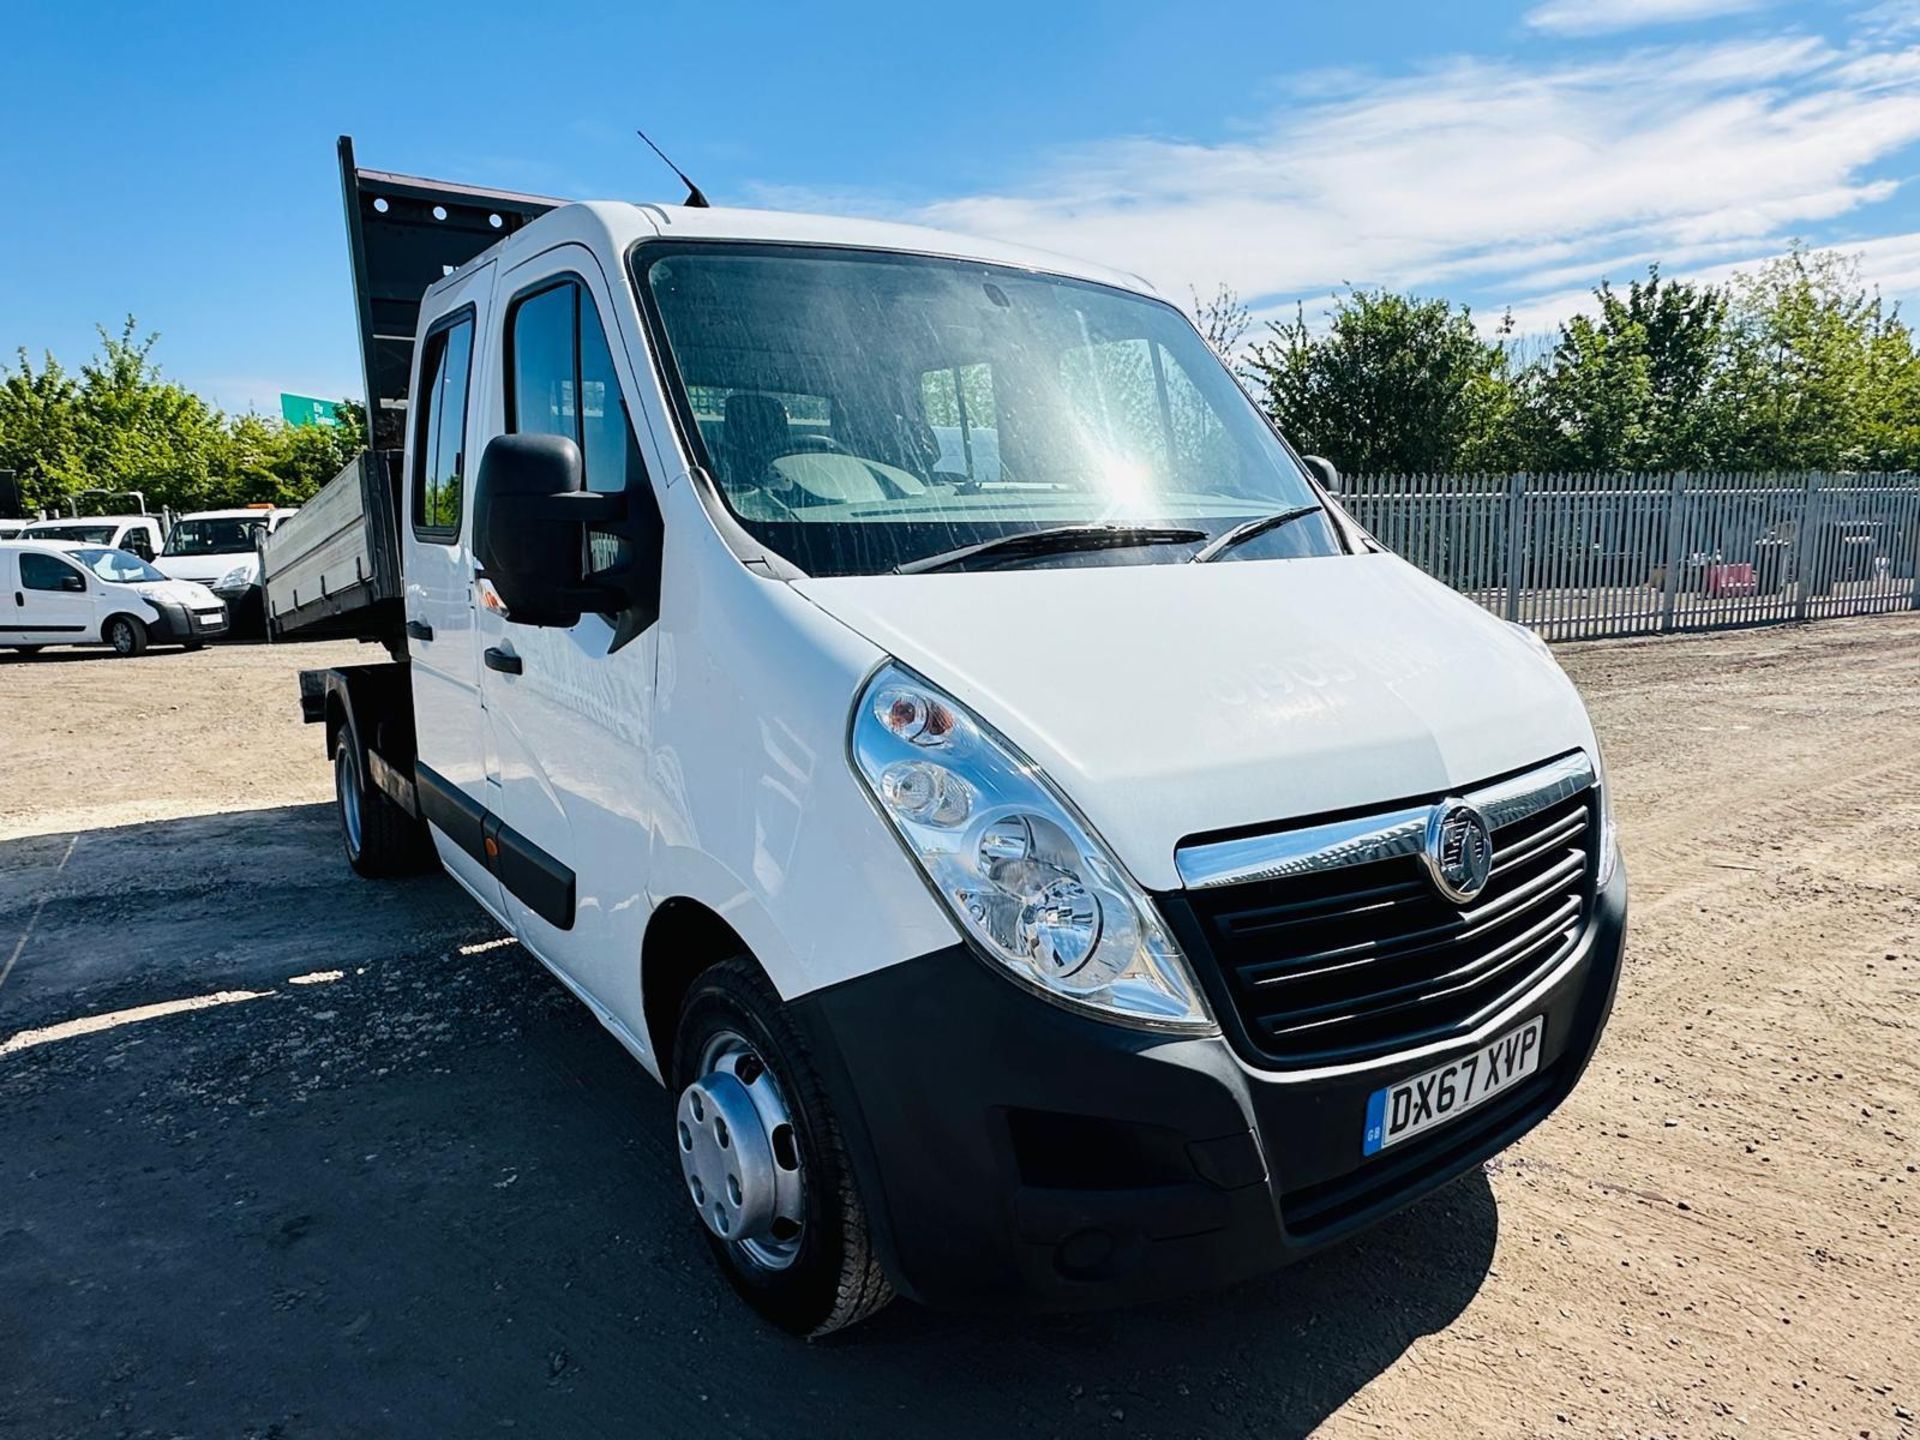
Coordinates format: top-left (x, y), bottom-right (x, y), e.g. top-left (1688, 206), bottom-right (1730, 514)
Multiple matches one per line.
top-left (20, 553), bottom-right (85, 592)
top-left (412, 314), bottom-right (475, 540)
top-left (508, 285), bottom-right (575, 443)
top-left (579, 295), bottom-right (647, 498)
top-left (508, 278), bottom-right (650, 573)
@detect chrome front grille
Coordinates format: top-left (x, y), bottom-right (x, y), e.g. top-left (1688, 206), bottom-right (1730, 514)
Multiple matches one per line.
top-left (1170, 754), bottom-right (1599, 1070)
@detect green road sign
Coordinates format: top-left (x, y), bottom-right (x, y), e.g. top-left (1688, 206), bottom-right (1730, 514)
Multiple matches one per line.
top-left (280, 394), bottom-right (342, 427)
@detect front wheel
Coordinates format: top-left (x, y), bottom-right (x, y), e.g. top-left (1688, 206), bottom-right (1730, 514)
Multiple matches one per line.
top-left (673, 959), bottom-right (893, 1336)
top-left (105, 616), bottom-right (148, 657)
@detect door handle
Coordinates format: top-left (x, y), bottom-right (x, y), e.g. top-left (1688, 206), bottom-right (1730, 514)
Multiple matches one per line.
top-left (12, 591), bottom-right (20, 607)
top-left (405, 619), bottom-right (434, 641)
top-left (483, 646), bottom-right (522, 675)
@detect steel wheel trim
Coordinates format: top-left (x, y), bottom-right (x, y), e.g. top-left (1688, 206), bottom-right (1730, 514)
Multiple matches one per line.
top-left (337, 747), bottom-right (363, 855)
top-left (675, 1029), bottom-right (806, 1270)
top-left (109, 622), bottom-right (134, 654)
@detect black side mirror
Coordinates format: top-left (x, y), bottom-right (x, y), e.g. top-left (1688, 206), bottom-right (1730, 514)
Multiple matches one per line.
top-left (1302, 454), bottom-right (1342, 494)
top-left (62, 574), bottom-right (86, 593)
top-left (474, 434), bottom-right (626, 628)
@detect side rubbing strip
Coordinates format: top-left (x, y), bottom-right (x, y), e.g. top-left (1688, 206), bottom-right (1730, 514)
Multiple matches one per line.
top-left (415, 764), bottom-right (575, 929)
top-left (484, 815), bottom-right (576, 930)
top-left (414, 764), bottom-right (487, 866)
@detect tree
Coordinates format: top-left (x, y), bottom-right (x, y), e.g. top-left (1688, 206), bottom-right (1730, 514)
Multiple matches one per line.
top-left (1525, 268), bottom-right (1725, 470)
top-left (1711, 247), bottom-right (1907, 470)
top-left (0, 349), bottom-right (83, 510)
top-left (60, 318), bottom-right (226, 510)
top-left (213, 399), bottom-right (364, 505)
top-left (1190, 284), bottom-right (1251, 360)
top-left (1855, 306), bottom-right (1920, 469)
top-left (1246, 289), bottom-right (1512, 472)
top-left (0, 318), bottom-right (363, 518)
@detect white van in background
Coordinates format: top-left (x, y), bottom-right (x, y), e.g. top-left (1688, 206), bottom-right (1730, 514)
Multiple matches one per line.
top-left (1, 541), bottom-right (229, 655)
top-left (19, 514), bottom-right (165, 560)
top-left (157, 506), bottom-right (298, 631)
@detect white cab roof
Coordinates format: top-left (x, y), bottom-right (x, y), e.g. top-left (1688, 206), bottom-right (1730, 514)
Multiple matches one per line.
top-left (22, 514), bottom-right (158, 527)
top-left (426, 200), bottom-right (1157, 308)
top-left (172, 508), bottom-right (297, 520)
top-left (2, 538), bottom-right (100, 554)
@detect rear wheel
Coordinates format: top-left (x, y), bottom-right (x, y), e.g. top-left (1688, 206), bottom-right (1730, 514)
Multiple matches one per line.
top-left (333, 723), bottom-right (428, 877)
top-left (105, 616), bottom-right (148, 657)
top-left (673, 959), bottom-right (893, 1337)
top-left (7, 645), bottom-right (43, 655)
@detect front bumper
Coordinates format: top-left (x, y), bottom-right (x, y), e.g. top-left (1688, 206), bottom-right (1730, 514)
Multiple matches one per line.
top-left (145, 599), bottom-right (229, 643)
top-left (212, 584), bottom-right (263, 631)
top-left (794, 863), bottom-right (1627, 1312)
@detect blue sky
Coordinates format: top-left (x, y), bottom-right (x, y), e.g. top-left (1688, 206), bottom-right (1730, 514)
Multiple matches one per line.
top-left (4, 0), bottom-right (1920, 414)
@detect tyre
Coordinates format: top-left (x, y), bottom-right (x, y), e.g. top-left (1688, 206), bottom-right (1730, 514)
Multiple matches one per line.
top-left (183, 640), bottom-right (206, 652)
top-left (673, 959), bottom-right (893, 1337)
top-left (333, 723), bottom-right (428, 877)
top-left (105, 616), bottom-right (148, 657)
top-left (7, 645), bottom-right (43, 655)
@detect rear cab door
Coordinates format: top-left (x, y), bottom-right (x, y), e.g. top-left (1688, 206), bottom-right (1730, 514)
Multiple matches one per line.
top-left (404, 262), bottom-right (504, 914)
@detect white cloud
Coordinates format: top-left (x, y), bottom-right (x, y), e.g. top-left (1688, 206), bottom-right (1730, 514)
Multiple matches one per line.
top-left (820, 31), bottom-right (1920, 340)
top-left (1523, 0), bottom-right (1771, 37)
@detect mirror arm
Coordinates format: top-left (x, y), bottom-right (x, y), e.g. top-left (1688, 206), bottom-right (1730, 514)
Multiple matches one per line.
top-left (514, 490), bottom-right (640, 619)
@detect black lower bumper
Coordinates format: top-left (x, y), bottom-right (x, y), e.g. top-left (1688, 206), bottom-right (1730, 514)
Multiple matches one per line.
top-left (145, 599), bottom-right (229, 644)
top-left (213, 585), bottom-right (263, 635)
top-left (794, 864), bottom-right (1627, 1313)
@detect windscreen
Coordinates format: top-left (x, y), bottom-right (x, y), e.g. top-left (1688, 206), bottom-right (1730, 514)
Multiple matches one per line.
top-left (165, 518), bottom-right (264, 556)
top-left (24, 523), bottom-right (116, 545)
top-left (73, 547), bottom-right (164, 583)
top-left (639, 245), bottom-right (1337, 577)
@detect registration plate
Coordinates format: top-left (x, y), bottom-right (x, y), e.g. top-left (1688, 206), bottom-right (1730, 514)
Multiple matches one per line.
top-left (1363, 1015), bottom-right (1545, 1156)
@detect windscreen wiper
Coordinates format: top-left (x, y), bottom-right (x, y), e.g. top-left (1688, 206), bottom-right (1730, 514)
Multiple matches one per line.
top-left (1189, 505), bottom-right (1323, 564)
top-left (894, 523), bottom-right (1207, 575)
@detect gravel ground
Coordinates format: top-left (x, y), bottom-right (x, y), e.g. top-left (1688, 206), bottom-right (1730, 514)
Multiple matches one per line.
top-left (0, 621), bottom-right (1915, 1438)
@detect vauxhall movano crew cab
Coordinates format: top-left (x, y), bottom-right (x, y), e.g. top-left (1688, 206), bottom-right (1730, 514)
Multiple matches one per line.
top-left (265, 140), bottom-right (1626, 1336)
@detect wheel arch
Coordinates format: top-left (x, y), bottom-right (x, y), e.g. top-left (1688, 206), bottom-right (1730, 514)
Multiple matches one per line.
top-left (324, 691), bottom-right (350, 758)
top-left (307, 661), bottom-right (414, 768)
top-left (101, 611), bottom-right (145, 644)
top-left (641, 896), bottom-right (776, 1078)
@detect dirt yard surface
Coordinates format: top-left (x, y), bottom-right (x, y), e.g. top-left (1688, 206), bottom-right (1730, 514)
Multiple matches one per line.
top-left (1, 621), bottom-right (1915, 1439)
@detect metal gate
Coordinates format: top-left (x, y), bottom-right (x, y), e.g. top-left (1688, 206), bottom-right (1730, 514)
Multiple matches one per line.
top-left (1340, 471), bottom-right (1920, 641)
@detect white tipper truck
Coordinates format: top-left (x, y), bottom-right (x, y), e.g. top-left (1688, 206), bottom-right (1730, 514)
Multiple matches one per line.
top-left (262, 137), bottom-right (1626, 1336)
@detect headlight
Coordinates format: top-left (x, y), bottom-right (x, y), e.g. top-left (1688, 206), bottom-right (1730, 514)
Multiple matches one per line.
top-left (1592, 741), bottom-right (1621, 889)
top-left (216, 564), bottom-right (253, 591)
top-left (851, 663), bottom-right (1214, 1033)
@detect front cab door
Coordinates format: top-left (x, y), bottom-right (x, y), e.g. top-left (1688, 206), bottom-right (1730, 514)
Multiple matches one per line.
top-left (473, 246), bottom-right (667, 1043)
top-left (9, 551), bottom-right (97, 644)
